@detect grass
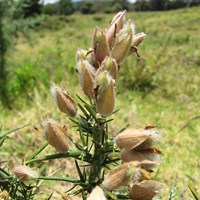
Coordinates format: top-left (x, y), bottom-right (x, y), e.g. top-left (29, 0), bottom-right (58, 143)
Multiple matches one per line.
top-left (1, 7), bottom-right (200, 199)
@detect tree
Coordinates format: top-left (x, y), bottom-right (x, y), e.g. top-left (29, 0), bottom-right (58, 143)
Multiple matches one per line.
top-left (58, 0), bottom-right (75, 15)
top-left (23, 0), bottom-right (42, 18)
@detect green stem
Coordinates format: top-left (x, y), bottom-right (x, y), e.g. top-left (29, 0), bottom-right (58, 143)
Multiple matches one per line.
top-left (25, 148), bottom-right (91, 165)
top-left (27, 141), bottom-right (48, 161)
top-left (38, 176), bottom-right (79, 183)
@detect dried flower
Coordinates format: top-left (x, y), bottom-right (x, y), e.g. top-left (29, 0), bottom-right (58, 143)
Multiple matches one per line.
top-left (94, 71), bottom-right (115, 116)
top-left (13, 165), bottom-right (38, 181)
top-left (129, 180), bottom-right (164, 200)
top-left (102, 161), bottom-right (141, 190)
top-left (77, 59), bottom-right (96, 98)
top-left (111, 20), bottom-right (134, 63)
top-left (101, 56), bottom-right (118, 80)
top-left (115, 128), bottom-right (151, 150)
top-left (0, 190), bottom-right (9, 199)
top-left (134, 129), bottom-right (160, 150)
top-left (105, 10), bottom-right (126, 46)
top-left (87, 186), bottom-right (107, 200)
top-left (121, 149), bottom-right (158, 170)
top-left (42, 117), bottom-right (70, 153)
top-left (77, 48), bottom-right (95, 67)
top-left (132, 32), bottom-right (146, 47)
top-left (50, 83), bottom-right (77, 117)
top-left (93, 27), bottom-right (110, 64)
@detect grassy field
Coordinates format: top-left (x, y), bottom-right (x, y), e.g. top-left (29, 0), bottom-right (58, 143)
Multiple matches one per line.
top-left (1, 7), bottom-right (200, 199)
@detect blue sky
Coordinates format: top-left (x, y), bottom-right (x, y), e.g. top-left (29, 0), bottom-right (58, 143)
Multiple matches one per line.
top-left (43, 0), bottom-right (136, 5)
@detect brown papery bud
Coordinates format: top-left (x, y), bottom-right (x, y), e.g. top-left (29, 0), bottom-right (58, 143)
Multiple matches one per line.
top-left (102, 161), bottom-right (141, 191)
top-left (101, 56), bottom-right (118, 80)
top-left (95, 71), bottom-right (115, 116)
top-left (115, 128), bottom-right (151, 150)
top-left (13, 165), bottom-right (38, 181)
top-left (77, 59), bottom-right (96, 98)
top-left (121, 149), bottom-right (158, 170)
top-left (50, 84), bottom-right (77, 117)
top-left (111, 20), bottom-right (134, 63)
top-left (87, 186), bottom-right (107, 200)
top-left (42, 117), bottom-right (70, 153)
top-left (132, 32), bottom-right (146, 47)
top-left (105, 10), bottom-right (126, 46)
top-left (93, 27), bottom-right (110, 64)
top-left (130, 32), bottom-right (146, 55)
top-left (134, 129), bottom-right (160, 150)
top-left (129, 180), bottom-right (164, 200)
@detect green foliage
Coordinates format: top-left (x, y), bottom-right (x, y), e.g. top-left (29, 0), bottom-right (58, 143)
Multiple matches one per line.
top-left (135, 0), bottom-right (200, 11)
top-left (58, 0), bottom-right (75, 15)
top-left (22, 0), bottom-right (42, 18)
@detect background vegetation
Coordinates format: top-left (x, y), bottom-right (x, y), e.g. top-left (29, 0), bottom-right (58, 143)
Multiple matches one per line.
top-left (0, 1), bottom-right (200, 199)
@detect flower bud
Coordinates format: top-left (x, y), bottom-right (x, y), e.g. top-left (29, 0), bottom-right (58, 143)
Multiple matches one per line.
top-left (87, 186), bottom-right (107, 200)
top-left (129, 180), bottom-right (164, 200)
top-left (105, 10), bottom-right (126, 46)
top-left (77, 59), bottom-right (96, 98)
top-left (50, 84), bottom-right (77, 117)
top-left (77, 48), bottom-right (95, 67)
top-left (134, 129), bottom-right (161, 150)
top-left (0, 190), bottom-right (8, 199)
top-left (94, 71), bottom-right (115, 116)
top-left (121, 149), bottom-right (158, 170)
top-left (115, 128), bottom-right (151, 150)
top-left (93, 27), bottom-right (110, 64)
top-left (111, 20), bottom-right (134, 63)
top-left (130, 32), bottom-right (146, 55)
top-left (101, 56), bottom-right (118, 80)
top-left (13, 165), bottom-right (38, 181)
top-left (132, 32), bottom-right (146, 47)
top-left (42, 117), bottom-right (70, 153)
top-left (102, 161), bottom-right (141, 191)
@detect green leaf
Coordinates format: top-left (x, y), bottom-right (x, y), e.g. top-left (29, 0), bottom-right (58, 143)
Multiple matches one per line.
top-left (0, 124), bottom-right (29, 140)
top-left (75, 160), bottom-right (85, 182)
top-left (189, 185), bottom-right (199, 200)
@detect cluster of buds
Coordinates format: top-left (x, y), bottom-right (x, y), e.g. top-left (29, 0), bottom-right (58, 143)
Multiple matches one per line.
top-left (42, 84), bottom-right (76, 152)
top-left (101, 126), bottom-right (163, 199)
top-left (12, 11), bottom-right (164, 200)
top-left (76, 10), bottom-right (146, 117)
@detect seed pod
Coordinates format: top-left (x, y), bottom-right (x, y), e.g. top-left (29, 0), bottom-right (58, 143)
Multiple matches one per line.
top-left (93, 27), bottom-right (110, 64)
top-left (94, 71), bottom-right (115, 116)
top-left (102, 161), bottom-right (141, 191)
top-left (13, 165), bottom-right (38, 181)
top-left (105, 10), bottom-right (126, 46)
top-left (42, 117), bottom-right (70, 153)
top-left (129, 180), bottom-right (164, 200)
top-left (50, 84), bottom-right (77, 117)
top-left (77, 59), bottom-right (96, 98)
top-left (87, 186), bottom-right (107, 200)
top-left (111, 20), bottom-right (134, 63)
top-left (115, 128), bottom-right (151, 150)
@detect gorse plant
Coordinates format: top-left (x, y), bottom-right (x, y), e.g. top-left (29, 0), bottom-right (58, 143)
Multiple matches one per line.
top-left (1, 11), bottom-right (165, 199)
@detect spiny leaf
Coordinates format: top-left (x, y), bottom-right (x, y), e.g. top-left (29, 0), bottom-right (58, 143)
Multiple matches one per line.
top-left (75, 160), bottom-right (85, 182)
